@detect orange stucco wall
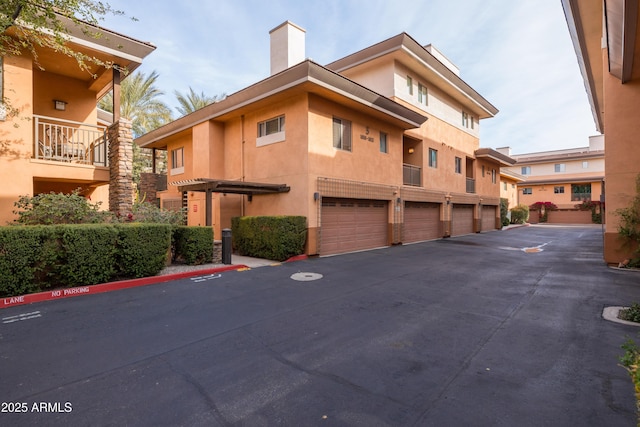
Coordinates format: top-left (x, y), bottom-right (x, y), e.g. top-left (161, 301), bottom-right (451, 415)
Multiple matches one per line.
top-left (518, 181), bottom-right (603, 209)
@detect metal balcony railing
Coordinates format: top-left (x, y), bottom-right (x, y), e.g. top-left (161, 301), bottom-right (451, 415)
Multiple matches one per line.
top-left (403, 163), bottom-right (422, 187)
top-left (33, 115), bottom-right (108, 166)
top-left (466, 178), bottom-right (476, 193)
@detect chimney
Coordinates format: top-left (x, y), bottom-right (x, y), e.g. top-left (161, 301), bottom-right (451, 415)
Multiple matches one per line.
top-left (270, 21), bottom-right (306, 75)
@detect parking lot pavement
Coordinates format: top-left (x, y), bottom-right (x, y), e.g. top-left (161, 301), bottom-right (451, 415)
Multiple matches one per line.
top-left (1, 225), bottom-right (638, 426)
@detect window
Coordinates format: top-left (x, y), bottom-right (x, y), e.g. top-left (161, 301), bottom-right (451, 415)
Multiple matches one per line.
top-left (523, 188), bottom-right (532, 195)
top-left (455, 156), bottom-right (462, 174)
top-left (503, 182), bottom-right (507, 191)
top-left (521, 166), bottom-right (531, 175)
top-left (333, 117), bottom-right (352, 151)
top-left (462, 111), bottom-right (469, 127)
top-left (418, 83), bottom-right (428, 105)
top-left (170, 147), bottom-right (184, 175)
top-left (428, 148), bottom-right (437, 168)
top-left (379, 132), bottom-right (388, 153)
top-left (571, 184), bottom-right (591, 201)
top-left (554, 186), bottom-right (565, 194)
top-left (482, 165), bottom-right (485, 177)
top-left (258, 115), bottom-right (285, 137)
top-left (554, 163), bottom-right (566, 173)
top-left (582, 161), bottom-right (589, 169)
top-left (406, 76), bottom-right (413, 95)
top-left (470, 116), bottom-right (474, 129)
top-left (491, 169), bottom-right (497, 184)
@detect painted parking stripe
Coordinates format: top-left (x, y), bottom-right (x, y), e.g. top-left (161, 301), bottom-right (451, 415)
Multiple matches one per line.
top-left (190, 274), bottom-right (222, 283)
top-left (3, 311), bottom-right (42, 324)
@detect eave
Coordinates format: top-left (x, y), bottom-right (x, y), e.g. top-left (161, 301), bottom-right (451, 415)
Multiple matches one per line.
top-left (475, 148), bottom-right (516, 166)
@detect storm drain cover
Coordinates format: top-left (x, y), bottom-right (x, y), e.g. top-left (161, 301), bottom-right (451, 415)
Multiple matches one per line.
top-left (290, 272), bottom-right (323, 282)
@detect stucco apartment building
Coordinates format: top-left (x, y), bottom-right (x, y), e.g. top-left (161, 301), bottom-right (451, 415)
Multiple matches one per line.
top-left (137, 22), bottom-right (514, 256)
top-left (0, 14), bottom-right (155, 225)
top-left (562, 1), bottom-right (640, 264)
top-left (499, 135), bottom-right (605, 224)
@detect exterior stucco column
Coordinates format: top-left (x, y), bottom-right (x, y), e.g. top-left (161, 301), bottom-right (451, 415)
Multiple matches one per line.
top-left (108, 118), bottom-right (134, 216)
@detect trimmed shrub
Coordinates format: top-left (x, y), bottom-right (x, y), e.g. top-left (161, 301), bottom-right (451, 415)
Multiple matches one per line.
top-left (500, 198), bottom-right (510, 227)
top-left (12, 191), bottom-right (113, 225)
top-left (115, 223), bottom-right (172, 278)
top-left (174, 226), bottom-right (214, 265)
top-left (232, 216), bottom-right (306, 262)
top-left (0, 226), bottom-right (51, 296)
top-left (510, 204), bottom-right (530, 224)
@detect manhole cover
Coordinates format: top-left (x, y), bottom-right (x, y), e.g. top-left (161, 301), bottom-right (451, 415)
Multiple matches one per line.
top-left (290, 272), bottom-right (323, 282)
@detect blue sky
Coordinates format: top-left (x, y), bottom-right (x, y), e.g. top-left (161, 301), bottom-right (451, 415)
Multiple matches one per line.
top-left (101, 0), bottom-right (596, 155)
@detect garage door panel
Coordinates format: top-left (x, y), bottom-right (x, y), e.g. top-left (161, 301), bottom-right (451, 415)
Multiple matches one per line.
top-left (321, 198), bottom-right (388, 255)
top-left (481, 206), bottom-right (497, 231)
top-left (404, 202), bottom-right (441, 243)
top-left (452, 204), bottom-right (474, 236)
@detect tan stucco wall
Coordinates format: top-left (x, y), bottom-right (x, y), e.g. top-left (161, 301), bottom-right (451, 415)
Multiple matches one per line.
top-left (518, 181), bottom-right (603, 209)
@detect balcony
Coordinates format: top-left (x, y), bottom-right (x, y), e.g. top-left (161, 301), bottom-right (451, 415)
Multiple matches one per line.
top-left (403, 163), bottom-right (422, 186)
top-left (33, 115), bottom-right (108, 166)
top-left (466, 178), bottom-right (476, 193)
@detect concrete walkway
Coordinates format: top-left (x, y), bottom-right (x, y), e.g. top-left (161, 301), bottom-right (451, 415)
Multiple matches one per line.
top-left (158, 254), bottom-right (279, 276)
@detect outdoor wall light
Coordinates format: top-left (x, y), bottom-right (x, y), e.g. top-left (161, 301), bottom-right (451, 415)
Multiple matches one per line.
top-left (408, 148), bottom-right (415, 154)
top-left (54, 100), bottom-right (67, 111)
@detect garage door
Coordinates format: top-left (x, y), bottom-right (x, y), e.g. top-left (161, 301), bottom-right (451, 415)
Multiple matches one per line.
top-left (547, 210), bottom-right (592, 224)
top-left (481, 205), bottom-right (497, 232)
top-left (451, 204), bottom-right (474, 236)
top-left (403, 202), bottom-right (441, 243)
top-left (321, 198), bottom-right (388, 255)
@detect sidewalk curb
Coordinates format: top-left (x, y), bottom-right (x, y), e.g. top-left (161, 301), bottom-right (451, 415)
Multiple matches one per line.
top-left (1, 264), bottom-right (248, 310)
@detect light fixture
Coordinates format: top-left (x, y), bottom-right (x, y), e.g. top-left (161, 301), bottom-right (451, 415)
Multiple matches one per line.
top-left (54, 100), bottom-right (67, 111)
top-left (408, 147), bottom-right (415, 154)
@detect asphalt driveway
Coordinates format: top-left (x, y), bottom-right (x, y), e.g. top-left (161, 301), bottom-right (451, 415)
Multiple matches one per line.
top-left (1, 225), bottom-right (638, 426)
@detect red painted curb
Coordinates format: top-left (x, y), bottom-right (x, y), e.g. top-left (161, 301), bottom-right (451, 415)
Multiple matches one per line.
top-left (285, 254), bottom-right (309, 263)
top-left (0, 264), bottom-right (249, 310)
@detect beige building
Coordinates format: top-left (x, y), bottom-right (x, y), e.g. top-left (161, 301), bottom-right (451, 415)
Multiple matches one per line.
top-left (500, 135), bottom-right (605, 223)
top-left (0, 14), bottom-right (155, 224)
top-left (562, 1), bottom-right (640, 264)
top-left (137, 22), bottom-right (514, 256)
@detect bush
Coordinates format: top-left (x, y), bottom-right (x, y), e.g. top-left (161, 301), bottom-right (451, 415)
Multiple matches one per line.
top-left (12, 190), bottom-right (113, 225)
top-left (500, 198), bottom-right (510, 227)
top-left (620, 337), bottom-right (640, 422)
top-left (173, 226), bottom-right (213, 265)
top-left (617, 175), bottom-right (640, 266)
top-left (620, 304), bottom-right (640, 323)
top-left (131, 202), bottom-right (186, 225)
top-left (0, 223), bottom-right (172, 296)
top-left (510, 204), bottom-right (530, 224)
top-left (232, 216), bottom-right (306, 262)
top-left (115, 223), bottom-right (172, 278)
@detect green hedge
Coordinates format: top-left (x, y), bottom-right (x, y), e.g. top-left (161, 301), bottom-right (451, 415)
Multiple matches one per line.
top-left (231, 216), bottom-right (306, 262)
top-left (0, 223), bottom-right (171, 297)
top-left (173, 226), bottom-right (213, 265)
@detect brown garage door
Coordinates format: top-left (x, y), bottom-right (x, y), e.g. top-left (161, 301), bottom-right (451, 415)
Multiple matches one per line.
top-left (547, 210), bottom-right (592, 224)
top-left (321, 198), bottom-right (388, 255)
top-left (481, 205), bottom-right (497, 231)
top-left (452, 204), bottom-right (474, 236)
top-left (403, 202), bottom-right (441, 243)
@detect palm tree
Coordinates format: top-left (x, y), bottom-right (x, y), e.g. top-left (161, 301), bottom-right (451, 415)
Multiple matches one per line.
top-left (174, 87), bottom-right (224, 117)
top-left (99, 70), bottom-right (172, 137)
top-left (99, 70), bottom-right (172, 183)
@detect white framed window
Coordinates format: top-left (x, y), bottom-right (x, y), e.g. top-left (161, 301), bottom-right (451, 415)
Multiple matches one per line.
top-left (333, 117), bottom-right (352, 151)
top-left (491, 169), bottom-right (497, 183)
top-left (418, 83), bottom-right (428, 105)
top-left (428, 148), bottom-right (437, 168)
top-left (257, 115), bottom-right (285, 147)
top-left (462, 111), bottom-right (469, 128)
top-left (582, 161), bottom-right (589, 169)
top-left (0, 57), bottom-right (4, 121)
top-left (407, 76), bottom-right (413, 95)
top-left (554, 186), bottom-right (565, 194)
top-left (455, 156), bottom-right (462, 174)
top-left (521, 166), bottom-right (531, 175)
top-left (170, 147), bottom-right (184, 175)
top-left (379, 132), bottom-right (388, 153)
top-left (554, 163), bottom-right (566, 173)
top-left (523, 187), bottom-right (532, 195)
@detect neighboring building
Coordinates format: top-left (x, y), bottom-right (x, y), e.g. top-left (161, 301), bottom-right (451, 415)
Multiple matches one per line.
top-left (0, 14), bottom-right (155, 224)
top-left (136, 22), bottom-right (514, 256)
top-left (500, 135), bottom-right (605, 224)
top-left (499, 166), bottom-right (525, 210)
top-left (562, 1), bottom-right (640, 264)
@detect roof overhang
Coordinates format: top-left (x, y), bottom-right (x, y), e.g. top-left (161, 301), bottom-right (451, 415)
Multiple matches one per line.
top-left (172, 179), bottom-right (290, 196)
top-left (475, 148), bottom-right (516, 166)
top-left (517, 175), bottom-right (605, 186)
top-left (136, 60), bottom-right (428, 149)
top-left (500, 169), bottom-right (526, 182)
top-left (325, 33), bottom-right (499, 120)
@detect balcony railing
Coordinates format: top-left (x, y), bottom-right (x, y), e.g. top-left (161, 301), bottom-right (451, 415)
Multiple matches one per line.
top-left (466, 178), bottom-right (476, 193)
top-left (403, 163), bottom-right (422, 187)
top-left (33, 115), bottom-right (108, 166)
